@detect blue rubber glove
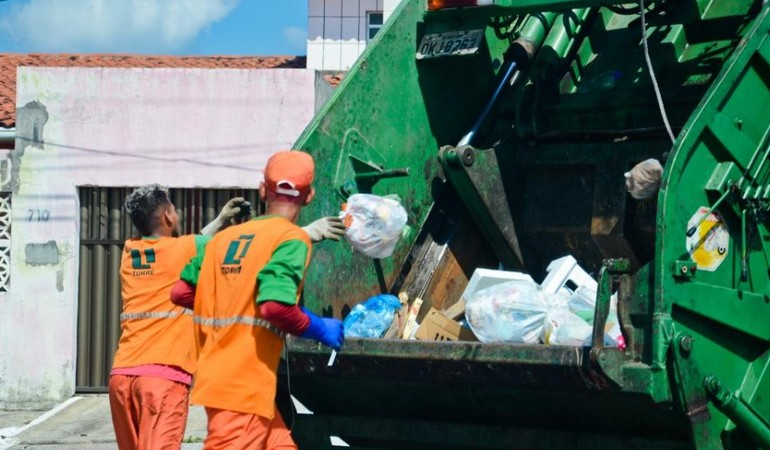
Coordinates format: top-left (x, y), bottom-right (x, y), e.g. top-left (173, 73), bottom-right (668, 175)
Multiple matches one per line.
top-left (300, 307), bottom-right (344, 351)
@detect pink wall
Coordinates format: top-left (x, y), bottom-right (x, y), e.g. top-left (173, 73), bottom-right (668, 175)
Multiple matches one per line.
top-left (0, 66), bottom-right (316, 408)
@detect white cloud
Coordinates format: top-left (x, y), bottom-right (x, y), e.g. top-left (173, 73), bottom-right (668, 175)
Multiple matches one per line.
top-left (0, 0), bottom-right (241, 53)
top-left (282, 26), bottom-right (306, 52)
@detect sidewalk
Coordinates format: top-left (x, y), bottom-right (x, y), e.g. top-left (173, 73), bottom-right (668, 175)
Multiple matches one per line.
top-left (0, 395), bottom-right (207, 450)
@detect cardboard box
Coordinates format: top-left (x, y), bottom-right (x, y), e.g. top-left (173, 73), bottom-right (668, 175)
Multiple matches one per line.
top-left (415, 307), bottom-right (477, 342)
top-left (441, 299), bottom-right (466, 320)
top-left (401, 298), bottom-right (423, 339)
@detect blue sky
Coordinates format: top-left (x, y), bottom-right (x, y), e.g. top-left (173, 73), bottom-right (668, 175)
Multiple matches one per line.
top-left (0, 0), bottom-right (308, 56)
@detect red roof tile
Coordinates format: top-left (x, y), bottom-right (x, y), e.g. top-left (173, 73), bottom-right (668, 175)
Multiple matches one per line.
top-left (0, 53), bottom-right (306, 129)
top-left (323, 72), bottom-right (346, 87)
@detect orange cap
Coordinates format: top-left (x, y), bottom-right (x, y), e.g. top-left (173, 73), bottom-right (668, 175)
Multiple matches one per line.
top-left (264, 150), bottom-right (315, 197)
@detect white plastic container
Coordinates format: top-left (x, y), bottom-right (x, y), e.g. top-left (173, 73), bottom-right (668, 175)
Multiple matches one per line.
top-left (460, 268), bottom-right (535, 304)
top-left (540, 255), bottom-right (597, 295)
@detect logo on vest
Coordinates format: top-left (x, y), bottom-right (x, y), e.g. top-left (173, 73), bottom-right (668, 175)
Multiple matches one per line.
top-left (131, 248), bottom-right (156, 276)
top-left (222, 234), bottom-right (254, 275)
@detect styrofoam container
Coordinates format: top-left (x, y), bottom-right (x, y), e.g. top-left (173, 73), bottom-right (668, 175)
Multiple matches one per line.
top-left (540, 255), bottom-right (597, 295)
top-left (460, 268), bottom-right (535, 304)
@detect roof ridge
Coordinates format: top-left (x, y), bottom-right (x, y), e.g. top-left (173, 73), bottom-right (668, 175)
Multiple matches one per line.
top-left (0, 53), bottom-right (307, 129)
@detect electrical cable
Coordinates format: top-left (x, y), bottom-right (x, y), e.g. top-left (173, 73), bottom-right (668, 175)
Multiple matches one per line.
top-left (639, 0), bottom-right (676, 144)
top-left (284, 338), bottom-right (296, 432)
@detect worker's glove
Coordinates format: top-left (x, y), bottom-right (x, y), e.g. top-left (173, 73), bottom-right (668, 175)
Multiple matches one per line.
top-left (302, 216), bottom-right (346, 243)
top-left (625, 159), bottom-right (663, 200)
top-left (299, 307), bottom-right (344, 350)
top-left (201, 197), bottom-right (247, 235)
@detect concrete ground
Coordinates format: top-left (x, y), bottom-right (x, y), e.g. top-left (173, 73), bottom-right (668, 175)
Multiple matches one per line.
top-left (0, 395), bottom-right (207, 450)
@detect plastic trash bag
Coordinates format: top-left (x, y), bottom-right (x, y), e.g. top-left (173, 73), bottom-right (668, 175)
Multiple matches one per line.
top-left (343, 294), bottom-right (403, 338)
top-left (543, 308), bottom-right (593, 346)
top-left (625, 158), bottom-right (663, 200)
top-left (464, 280), bottom-right (548, 343)
top-left (566, 286), bottom-right (625, 348)
top-left (340, 194), bottom-right (408, 259)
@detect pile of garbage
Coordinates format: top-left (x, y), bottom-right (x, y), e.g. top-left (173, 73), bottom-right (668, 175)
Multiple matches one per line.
top-left (342, 255), bottom-right (625, 349)
top-left (334, 193), bottom-right (623, 348)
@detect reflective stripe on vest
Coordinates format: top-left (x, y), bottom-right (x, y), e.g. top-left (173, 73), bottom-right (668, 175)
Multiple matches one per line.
top-left (193, 315), bottom-right (286, 339)
top-left (120, 309), bottom-right (193, 321)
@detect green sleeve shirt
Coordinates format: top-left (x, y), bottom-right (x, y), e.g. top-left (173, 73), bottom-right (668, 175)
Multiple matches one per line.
top-left (179, 234), bottom-right (212, 286)
top-left (256, 239), bottom-right (309, 305)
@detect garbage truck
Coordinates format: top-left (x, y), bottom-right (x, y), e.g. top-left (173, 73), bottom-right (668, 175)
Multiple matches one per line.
top-left (279, 0), bottom-right (770, 449)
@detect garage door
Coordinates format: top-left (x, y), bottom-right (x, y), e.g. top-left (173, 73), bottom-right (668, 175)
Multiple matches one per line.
top-left (76, 187), bottom-right (261, 391)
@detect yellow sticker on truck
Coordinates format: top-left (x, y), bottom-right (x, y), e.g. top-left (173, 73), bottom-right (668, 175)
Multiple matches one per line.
top-left (686, 206), bottom-right (729, 272)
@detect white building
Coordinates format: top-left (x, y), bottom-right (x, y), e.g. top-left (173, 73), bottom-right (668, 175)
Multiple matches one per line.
top-left (307, 0), bottom-right (402, 71)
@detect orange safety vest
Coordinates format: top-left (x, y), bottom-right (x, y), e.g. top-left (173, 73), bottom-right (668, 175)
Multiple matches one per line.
top-left (191, 216), bottom-right (311, 418)
top-left (112, 235), bottom-right (198, 374)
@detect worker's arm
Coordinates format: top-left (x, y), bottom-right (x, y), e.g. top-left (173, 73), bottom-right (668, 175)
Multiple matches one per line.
top-left (258, 301), bottom-right (343, 350)
top-left (259, 302), bottom-right (309, 334)
top-left (302, 216), bottom-right (346, 243)
top-left (170, 280), bottom-right (195, 309)
top-left (256, 238), bottom-right (344, 350)
top-left (200, 197), bottom-right (248, 235)
top-left (171, 235), bottom-right (210, 308)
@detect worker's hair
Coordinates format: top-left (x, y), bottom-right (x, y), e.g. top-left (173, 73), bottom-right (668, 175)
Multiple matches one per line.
top-left (124, 184), bottom-right (172, 236)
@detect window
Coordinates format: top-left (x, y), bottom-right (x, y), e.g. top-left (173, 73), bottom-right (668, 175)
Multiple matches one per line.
top-left (367, 12), bottom-right (384, 41)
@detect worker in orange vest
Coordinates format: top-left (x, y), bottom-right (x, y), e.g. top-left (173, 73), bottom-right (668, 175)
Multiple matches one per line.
top-left (109, 185), bottom-right (247, 450)
top-left (171, 150), bottom-right (344, 450)
top-left (110, 181), bottom-right (345, 450)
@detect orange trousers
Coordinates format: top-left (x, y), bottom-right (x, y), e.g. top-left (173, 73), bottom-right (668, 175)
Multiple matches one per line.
top-left (203, 407), bottom-right (297, 450)
top-left (109, 375), bottom-right (190, 450)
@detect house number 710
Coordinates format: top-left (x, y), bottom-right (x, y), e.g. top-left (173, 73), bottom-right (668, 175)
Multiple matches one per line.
top-left (28, 209), bottom-right (50, 222)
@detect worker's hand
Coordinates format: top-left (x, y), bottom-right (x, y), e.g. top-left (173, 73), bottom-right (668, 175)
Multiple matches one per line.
top-left (219, 197), bottom-right (248, 222)
top-left (300, 307), bottom-right (344, 350)
top-left (625, 159), bottom-right (663, 200)
top-left (302, 216), bottom-right (346, 243)
top-left (201, 197), bottom-right (247, 235)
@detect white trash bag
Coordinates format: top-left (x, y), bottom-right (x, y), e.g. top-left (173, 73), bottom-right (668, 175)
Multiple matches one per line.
top-left (625, 158), bottom-right (663, 200)
top-left (464, 280), bottom-right (548, 343)
top-left (340, 194), bottom-right (408, 259)
top-left (543, 308), bottom-right (593, 346)
top-left (566, 285), bottom-right (625, 348)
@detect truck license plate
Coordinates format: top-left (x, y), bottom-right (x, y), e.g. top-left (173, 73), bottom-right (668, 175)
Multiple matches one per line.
top-left (416, 30), bottom-right (484, 60)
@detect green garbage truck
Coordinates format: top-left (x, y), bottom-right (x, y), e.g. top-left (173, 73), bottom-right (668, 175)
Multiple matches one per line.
top-left (279, 0), bottom-right (770, 449)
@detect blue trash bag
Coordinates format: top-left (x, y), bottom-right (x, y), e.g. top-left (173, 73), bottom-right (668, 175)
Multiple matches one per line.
top-left (343, 294), bottom-right (402, 338)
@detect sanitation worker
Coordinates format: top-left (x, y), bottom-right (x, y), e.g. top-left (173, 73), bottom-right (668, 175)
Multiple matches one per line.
top-left (109, 185), bottom-right (246, 450)
top-left (171, 150), bottom-right (344, 450)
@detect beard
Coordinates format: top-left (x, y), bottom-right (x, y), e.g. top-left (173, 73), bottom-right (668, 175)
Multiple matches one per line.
top-left (171, 227), bottom-right (181, 238)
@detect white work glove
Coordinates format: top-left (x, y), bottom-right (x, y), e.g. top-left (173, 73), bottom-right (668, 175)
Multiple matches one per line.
top-left (201, 197), bottom-right (247, 235)
top-left (302, 216), bottom-right (346, 243)
top-left (625, 159), bottom-right (663, 200)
